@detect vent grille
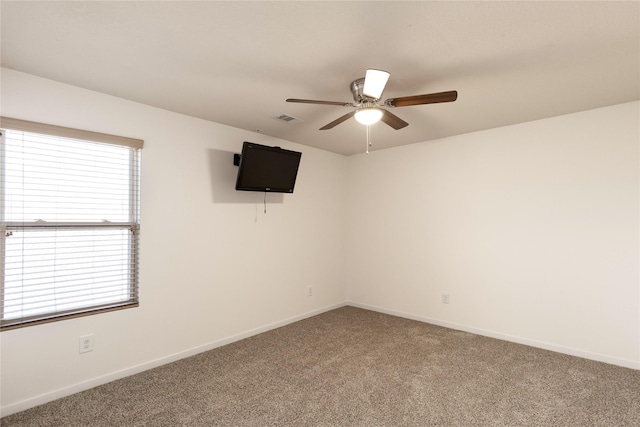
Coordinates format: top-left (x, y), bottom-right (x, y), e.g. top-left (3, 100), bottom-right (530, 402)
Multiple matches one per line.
top-left (275, 114), bottom-right (302, 123)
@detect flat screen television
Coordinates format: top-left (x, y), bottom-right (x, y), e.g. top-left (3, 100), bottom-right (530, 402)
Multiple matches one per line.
top-left (235, 142), bottom-right (302, 193)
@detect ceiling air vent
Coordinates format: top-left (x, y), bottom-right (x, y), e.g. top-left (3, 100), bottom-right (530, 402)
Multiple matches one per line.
top-left (274, 114), bottom-right (303, 124)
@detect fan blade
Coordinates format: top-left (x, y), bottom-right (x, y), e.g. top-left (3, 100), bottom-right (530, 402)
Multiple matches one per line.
top-left (363, 69), bottom-right (390, 100)
top-left (380, 110), bottom-right (409, 130)
top-left (386, 90), bottom-right (457, 107)
top-left (286, 98), bottom-right (352, 106)
top-left (320, 111), bottom-right (356, 130)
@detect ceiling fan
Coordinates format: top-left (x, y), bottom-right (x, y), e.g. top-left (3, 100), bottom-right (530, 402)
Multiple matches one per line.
top-left (286, 69), bottom-right (457, 130)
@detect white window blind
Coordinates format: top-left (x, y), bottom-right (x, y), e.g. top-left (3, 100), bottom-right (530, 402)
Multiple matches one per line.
top-left (0, 117), bottom-right (142, 330)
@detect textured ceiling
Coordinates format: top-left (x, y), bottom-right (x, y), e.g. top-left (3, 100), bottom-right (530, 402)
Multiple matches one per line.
top-left (1, 1), bottom-right (639, 156)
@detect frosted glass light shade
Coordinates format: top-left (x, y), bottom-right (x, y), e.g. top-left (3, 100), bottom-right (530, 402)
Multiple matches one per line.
top-left (354, 108), bottom-right (383, 125)
top-left (363, 69), bottom-right (390, 99)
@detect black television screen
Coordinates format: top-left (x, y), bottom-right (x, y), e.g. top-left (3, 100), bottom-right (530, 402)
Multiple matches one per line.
top-left (235, 142), bottom-right (302, 193)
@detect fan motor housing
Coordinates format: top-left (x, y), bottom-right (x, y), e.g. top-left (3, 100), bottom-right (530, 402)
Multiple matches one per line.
top-left (350, 78), bottom-right (377, 103)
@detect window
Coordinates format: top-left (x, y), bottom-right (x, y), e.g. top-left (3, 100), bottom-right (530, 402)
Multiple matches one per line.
top-left (0, 117), bottom-right (143, 330)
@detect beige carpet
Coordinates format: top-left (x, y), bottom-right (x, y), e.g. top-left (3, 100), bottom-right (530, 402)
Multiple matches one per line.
top-left (2, 306), bottom-right (639, 426)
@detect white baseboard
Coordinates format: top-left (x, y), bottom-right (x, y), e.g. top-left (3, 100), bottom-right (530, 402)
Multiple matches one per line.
top-left (4, 300), bottom-right (636, 417)
top-left (348, 301), bottom-right (640, 371)
top-left (1, 302), bottom-right (347, 417)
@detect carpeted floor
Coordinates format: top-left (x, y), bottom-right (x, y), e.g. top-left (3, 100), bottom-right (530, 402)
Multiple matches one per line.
top-left (2, 306), bottom-right (640, 426)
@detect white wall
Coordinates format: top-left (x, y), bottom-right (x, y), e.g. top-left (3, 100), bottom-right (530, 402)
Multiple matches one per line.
top-left (346, 101), bottom-right (640, 368)
top-left (0, 69), bottom-right (348, 414)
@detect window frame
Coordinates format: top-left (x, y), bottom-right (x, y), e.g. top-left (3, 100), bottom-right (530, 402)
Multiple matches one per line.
top-left (0, 117), bottom-right (143, 330)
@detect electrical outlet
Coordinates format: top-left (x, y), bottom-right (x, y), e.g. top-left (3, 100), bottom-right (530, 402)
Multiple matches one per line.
top-left (307, 286), bottom-right (313, 297)
top-left (79, 334), bottom-right (94, 354)
top-left (442, 294), bottom-right (450, 304)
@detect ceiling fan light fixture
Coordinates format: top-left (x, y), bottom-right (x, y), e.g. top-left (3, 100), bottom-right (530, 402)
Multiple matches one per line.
top-left (362, 69), bottom-right (390, 99)
top-left (355, 107), bottom-right (384, 125)
top-left (287, 69), bottom-right (456, 132)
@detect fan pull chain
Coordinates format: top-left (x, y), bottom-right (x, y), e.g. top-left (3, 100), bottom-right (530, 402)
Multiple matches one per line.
top-left (366, 125), bottom-right (372, 154)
